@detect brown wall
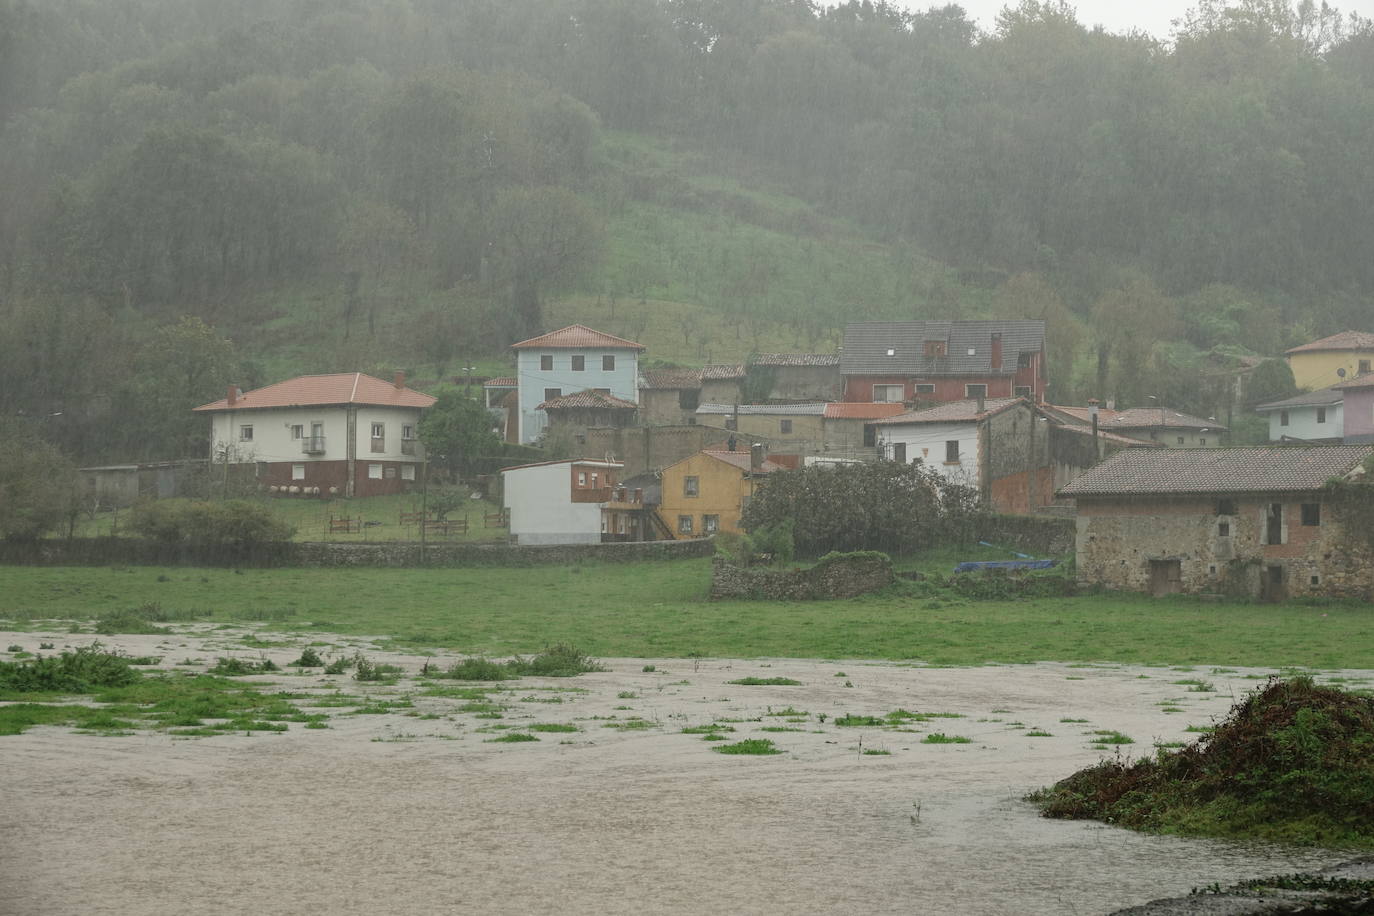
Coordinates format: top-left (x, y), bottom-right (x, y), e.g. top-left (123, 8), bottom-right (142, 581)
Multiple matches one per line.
top-left (582, 425), bottom-right (719, 477)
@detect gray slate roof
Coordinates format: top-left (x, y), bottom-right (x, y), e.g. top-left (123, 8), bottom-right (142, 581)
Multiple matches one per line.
top-left (1059, 446), bottom-right (1371, 497)
top-left (840, 320), bottom-right (1044, 376)
top-left (1255, 388), bottom-right (1344, 411)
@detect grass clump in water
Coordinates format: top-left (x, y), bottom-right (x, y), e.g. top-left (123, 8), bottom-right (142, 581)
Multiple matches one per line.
top-left (727, 676), bottom-right (802, 686)
top-left (921, 733), bottom-right (972, 744)
top-left (437, 644), bottom-right (606, 681)
top-left (1030, 677), bottom-right (1374, 848)
top-left (0, 644), bottom-right (141, 694)
top-left (712, 738), bottom-right (782, 755)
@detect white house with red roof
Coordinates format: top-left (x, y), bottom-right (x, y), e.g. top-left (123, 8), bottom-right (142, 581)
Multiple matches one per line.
top-left (511, 325), bottom-right (644, 445)
top-left (193, 372), bottom-right (436, 498)
top-left (501, 458), bottom-right (630, 544)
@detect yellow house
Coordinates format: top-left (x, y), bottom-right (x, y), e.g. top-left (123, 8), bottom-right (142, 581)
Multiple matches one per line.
top-left (1286, 331), bottom-right (1374, 391)
top-left (657, 448), bottom-right (783, 537)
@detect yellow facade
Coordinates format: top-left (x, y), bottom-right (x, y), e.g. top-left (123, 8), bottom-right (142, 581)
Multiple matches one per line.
top-left (1288, 350), bottom-right (1374, 392)
top-left (657, 451), bottom-right (764, 537)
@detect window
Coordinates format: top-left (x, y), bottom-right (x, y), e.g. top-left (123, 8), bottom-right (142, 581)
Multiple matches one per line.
top-left (1200, 438), bottom-right (1207, 446)
top-left (1316, 407), bottom-right (1327, 424)
top-left (590, 473), bottom-right (599, 488)
top-left (873, 384), bottom-right (904, 403)
top-left (540, 354), bottom-right (553, 371)
top-left (239, 425), bottom-right (253, 441)
top-left (703, 515), bottom-right (720, 534)
top-left (402, 425), bottom-right (414, 440)
top-left (544, 388), bottom-right (562, 402)
top-left (1361, 359), bottom-right (1372, 374)
top-left (602, 355), bottom-right (615, 371)
top-left (1266, 502), bottom-right (1283, 545)
top-left (1176, 436), bottom-right (1185, 445)
top-left (571, 355), bottom-right (585, 371)
top-left (1216, 499), bottom-right (1236, 515)
top-left (401, 465), bottom-right (415, 481)
top-left (593, 388), bottom-right (610, 395)
top-left (1311, 574), bottom-right (1321, 586)
top-left (863, 425), bottom-right (876, 447)
top-left (371, 422), bottom-right (385, 438)
top-left (678, 515), bottom-right (694, 534)
top-left (683, 476), bottom-right (699, 497)
top-left (780, 419), bottom-right (793, 434)
top-left (1280, 410), bottom-right (1290, 427)
top-left (966, 347), bottom-right (976, 356)
top-left (891, 442), bottom-right (907, 463)
top-left (914, 384), bottom-right (935, 394)
top-left (291, 424), bottom-right (304, 439)
top-left (885, 347), bottom-right (897, 357)
top-left (618, 514), bottom-right (627, 535)
top-left (256, 461), bottom-right (268, 478)
top-left (385, 466), bottom-right (397, 479)
top-left (965, 384), bottom-right (987, 399)
top-left (945, 440), bottom-right (960, 463)
top-left (1014, 386), bottom-right (1032, 398)
top-left (1218, 521), bottom-right (1230, 537)
top-left (679, 389), bottom-right (700, 410)
top-left (368, 464), bottom-right (382, 479)
top-left (1017, 352), bottom-right (1032, 369)
top-left (292, 464), bottom-right (305, 481)
top-left (1301, 503), bottom-right (1321, 526)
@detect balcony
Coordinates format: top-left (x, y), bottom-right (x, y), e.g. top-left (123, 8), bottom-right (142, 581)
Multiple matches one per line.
top-left (301, 436), bottom-right (326, 454)
top-left (605, 486), bottom-right (645, 510)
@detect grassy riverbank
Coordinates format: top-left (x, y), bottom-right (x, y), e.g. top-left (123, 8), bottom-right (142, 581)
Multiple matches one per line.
top-left (0, 560), bottom-right (1366, 669)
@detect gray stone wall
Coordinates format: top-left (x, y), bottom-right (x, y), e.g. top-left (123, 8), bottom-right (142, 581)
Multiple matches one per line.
top-left (709, 552), bottom-right (893, 601)
top-left (978, 515), bottom-right (1076, 556)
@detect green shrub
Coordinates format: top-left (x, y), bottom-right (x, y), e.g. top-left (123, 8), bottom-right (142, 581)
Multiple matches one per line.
top-left (712, 738), bottom-right (782, 755)
top-left (291, 647), bottom-right (324, 667)
top-left (0, 644), bottom-right (142, 693)
top-left (517, 644), bottom-right (607, 677)
top-left (128, 499), bottom-right (294, 547)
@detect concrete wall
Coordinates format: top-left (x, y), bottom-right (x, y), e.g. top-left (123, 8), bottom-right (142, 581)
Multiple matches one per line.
top-left (761, 365), bottom-right (841, 401)
top-left (516, 347), bottom-right (639, 444)
top-left (875, 420), bottom-right (979, 488)
top-left (503, 462), bottom-right (612, 544)
top-left (209, 405), bottom-right (423, 465)
top-left (1074, 494), bottom-right (1373, 599)
top-left (1261, 404), bottom-right (1344, 442)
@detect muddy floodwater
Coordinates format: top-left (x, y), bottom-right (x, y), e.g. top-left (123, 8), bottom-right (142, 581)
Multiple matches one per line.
top-left (0, 627), bottom-right (1356, 915)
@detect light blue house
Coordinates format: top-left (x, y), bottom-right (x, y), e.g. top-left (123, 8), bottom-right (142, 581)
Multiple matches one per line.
top-left (511, 325), bottom-right (645, 444)
top-left (1255, 387), bottom-right (1344, 443)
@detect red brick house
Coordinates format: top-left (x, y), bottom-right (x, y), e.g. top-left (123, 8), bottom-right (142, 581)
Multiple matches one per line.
top-left (840, 320), bottom-right (1046, 404)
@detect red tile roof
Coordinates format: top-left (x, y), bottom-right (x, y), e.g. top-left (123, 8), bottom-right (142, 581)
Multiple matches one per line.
top-left (1333, 372), bottom-right (1374, 390)
top-left (1285, 330), bottom-right (1374, 355)
top-left (538, 390), bottom-right (639, 411)
top-left (872, 397), bottom-right (1022, 426)
top-left (483, 377), bottom-right (517, 388)
top-left (1107, 408), bottom-right (1223, 431)
top-left (701, 364), bottom-right (746, 380)
top-left (194, 373), bottom-right (436, 412)
top-left (823, 402), bottom-right (909, 420)
top-left (641, 368), bottom-right (703, 390)
top-left (511, 324), bottom-right (644, 350)
top-left (750, 353), bottom-right (840, 367)
top-left (702, 449), bottom-right (784, 474)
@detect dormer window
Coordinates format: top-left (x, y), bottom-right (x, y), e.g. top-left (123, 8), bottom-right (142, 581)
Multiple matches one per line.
top-left (886, 347), bottom-right (896, 357)
top-left (967, 348), bottom-right (976, 356)
top-left (924, 340), bottom-right (946, 358)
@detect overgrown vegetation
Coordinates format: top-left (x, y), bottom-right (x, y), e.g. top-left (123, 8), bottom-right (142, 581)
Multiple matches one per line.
top-left (432, 644), bottom-right (606, 682)
top-left (1031, 677), bottom-right (1374, 847)
top-left (0, 644), bottom-right (141, 694)
top-left (128, 500), bottom-right (295, 548)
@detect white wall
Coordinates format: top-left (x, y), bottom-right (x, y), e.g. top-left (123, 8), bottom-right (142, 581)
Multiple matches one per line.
top-left (209, 405), bottom-right (424, 463)
top-left (877, 421), bottom-right (980, 488)
top-left (503, 463), bottom-right (604, 545)
top-left (1264, 404), bottom-right (1344, 442)
top-left (516, 348), bottom-right (640, 444)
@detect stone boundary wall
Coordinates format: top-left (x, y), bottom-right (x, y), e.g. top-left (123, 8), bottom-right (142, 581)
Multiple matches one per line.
top-left (709, 552), bottom-right (893, 601)
top-left (0, 537), bottom-right (713, 569)
top-left (977, 514), bottom-right (1075, 556)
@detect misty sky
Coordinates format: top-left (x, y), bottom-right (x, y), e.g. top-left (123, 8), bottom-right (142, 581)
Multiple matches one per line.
top-left (915, 0), bottom-right (1374, 39)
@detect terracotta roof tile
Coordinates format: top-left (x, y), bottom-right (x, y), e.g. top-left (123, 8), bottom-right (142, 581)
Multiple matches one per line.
top-left (483, 377), bottom-right (517, 388)
top-left (1255, 387), bottom-right (1344, 410)
top-left (701, 364), bottom-right (745, 380)
top-left (1107, 408), bottom-right (1224, 431)
top-left (701, 449), bottom-right (784, 473)
top-left (697, 403), bottom-right (827, 416)
top-left (1332, 373), bottom-right (1374, 391)
top-left (537, 390), bottom-right (639, 411)
top-left (640, 368), bottom-right (703, 390)
top-left (1058, 445), bottom-right (1371, 496)
top-left (872, 397), bottom-right (1022, 426)
top-left (823, 402), bottom-right (909, 420)
top-left (511, 324), bottom-right (644, 350)
top-left (750, 353), bottom-right (840, 367)
top-left (1285, 331), bottom-right (1374, 355)
top-left (194, 373), bottom-right (436, 412)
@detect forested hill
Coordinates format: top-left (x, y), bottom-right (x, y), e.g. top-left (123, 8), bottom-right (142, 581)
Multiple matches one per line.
top-left (2, 0), bottom-right (1372, 461)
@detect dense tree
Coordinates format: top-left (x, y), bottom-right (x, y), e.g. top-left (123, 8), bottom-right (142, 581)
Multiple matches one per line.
top-left (0, 417), bottom-right (77, 540)
top-left (416, 388), bottom-right (501, 481)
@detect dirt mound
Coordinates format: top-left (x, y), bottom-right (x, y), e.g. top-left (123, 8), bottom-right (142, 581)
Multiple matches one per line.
top-left (1033, 677), bottom-right (1374, 848)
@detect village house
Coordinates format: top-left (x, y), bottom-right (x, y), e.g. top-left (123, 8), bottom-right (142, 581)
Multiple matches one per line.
top-left (872, 397), bottom-right (1160, 513)
top-left (502, 458), bottom-right (649, 544)
top-left (193, 372), bottom-right (434, 498)
top-left (638, 368), bottom-right (706, 426)
top-left (1285, 330), bottom-right (1374, 392)
top-left (1333, 374), bottom-right (1374, 445)
top-left (482, 377), bottom-right (519, 443)
top-left (656, 447), bottom-right (782, 538)
top-left (821, 402), bottom-right (907, 453)
top-left (1255, 388), bottom-right (1344, 443)
top-left (694, 402), bottom-right (827, 449)
top-left (1042, 404), bottom-right (1226, 448)
top-left (839, 319), bottom-right (1046, 404)
top-left (511, 325), bottom-right (644, 445)
top-left (538, 389), bottom-right (639, 449)
top-left (1060, 445), bottom-right (1374, 600)
top-left (747, 353), bottom-right (842, 402)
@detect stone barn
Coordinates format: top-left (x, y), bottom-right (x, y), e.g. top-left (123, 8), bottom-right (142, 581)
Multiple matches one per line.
top-left (1060, 445), bottom-right (1374, 600)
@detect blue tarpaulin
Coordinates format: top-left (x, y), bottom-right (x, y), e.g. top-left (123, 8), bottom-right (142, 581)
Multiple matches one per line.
top-left (953, 559), bottom-right (1057, 573)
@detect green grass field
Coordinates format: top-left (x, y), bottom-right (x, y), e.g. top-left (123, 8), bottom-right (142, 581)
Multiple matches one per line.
top-left (0, 558), bottom-right (1366, 669)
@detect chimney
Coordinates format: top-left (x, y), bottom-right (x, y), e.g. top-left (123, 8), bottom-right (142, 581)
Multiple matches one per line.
top-left (990, 332), bottom-right (1003, 370)
top-left (227, 384), bottom-right (238, 407)
top-left (750, 442), bottom-right (764, 471)
top-left (393, 371), bottom-right (405, 390)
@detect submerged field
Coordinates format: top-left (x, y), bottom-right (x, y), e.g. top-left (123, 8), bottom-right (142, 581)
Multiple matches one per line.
top-left (0, 558), bottom-right (1368, 669)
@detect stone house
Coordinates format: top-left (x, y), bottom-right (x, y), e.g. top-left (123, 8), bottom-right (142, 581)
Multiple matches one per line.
top-left (1060, 445), bottom-right (1374, 600)
top-left (747, 353), bottom-right (841, 402)
top-left (538, 390), bottom-right (639, 449)
top-left (638, 368), bottom-right (705, 426)
top-left (193, 372), bottom-right (435, 497)
top-left (1284, 330), bottom-right (1374, 392)
top-left (694, 402), bottom-right (827, 451)
top-left (839, 320), bottom-right (1046, 404)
